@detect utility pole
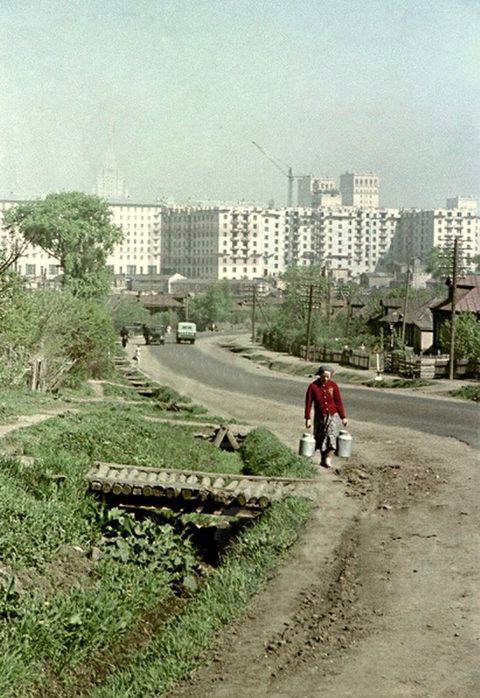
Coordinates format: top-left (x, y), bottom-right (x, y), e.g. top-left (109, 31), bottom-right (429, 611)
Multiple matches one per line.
top-left (305, 284), bottom-right (314, 360)
top-left (323, 265), bottom-right (331, 326)
top-left (448, 238), bottom-right (459, 380)
top-left (401, 267), bottom-right (411, 347)
top-left (251, 284), bottom-right (257, 344)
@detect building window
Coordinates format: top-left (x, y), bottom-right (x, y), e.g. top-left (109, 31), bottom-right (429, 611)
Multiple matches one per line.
top-left (26, 264), bottom-right (36, 276)
top-left (48, 264), bottom-right (58, 276)
top-left (148, 265), bottom-right (157, 274)
top-left (126, 265), bottom-right (136, 276)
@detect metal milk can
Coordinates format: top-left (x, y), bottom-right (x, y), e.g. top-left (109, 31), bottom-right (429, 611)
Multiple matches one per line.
top-left (337, 430), bottom-right (353, 458)
top-left (299, 432), bottom-right (316, 458)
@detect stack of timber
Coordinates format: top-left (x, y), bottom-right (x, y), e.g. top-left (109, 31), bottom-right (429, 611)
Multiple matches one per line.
top-left (86, 461), bottom-right (318, 517)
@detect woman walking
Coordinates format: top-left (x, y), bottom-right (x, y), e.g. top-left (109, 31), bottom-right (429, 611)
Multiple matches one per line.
top-left (305, 365), bottom-right (348, 468)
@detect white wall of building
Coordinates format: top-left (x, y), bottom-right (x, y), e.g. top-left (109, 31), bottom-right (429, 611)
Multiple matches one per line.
top-left (0, 199), bottom-right (162, 279)
top-left (390, 207), bottom-right (480, 271)
top-left (340, 172), bottom-right (380, 208)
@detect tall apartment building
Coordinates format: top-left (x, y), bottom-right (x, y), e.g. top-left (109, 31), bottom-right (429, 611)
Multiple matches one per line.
top-left (390, 204), bottom-right (479, 271)
top-left (0, 199), bottom-right (162, 279)
top-left (312, 207), bottom-right (400, 277)
top-left (160, 204), bottom-right (402, 281)
top-left (297, 176), bottom-right (337, 207)
top-left (161, 206), bottom-right (317, 280)
top-left (340, 172), bottom-right (380, 208)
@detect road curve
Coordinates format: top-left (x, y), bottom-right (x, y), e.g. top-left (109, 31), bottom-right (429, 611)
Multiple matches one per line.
top-left (146, 337), bottom-right (480, 449)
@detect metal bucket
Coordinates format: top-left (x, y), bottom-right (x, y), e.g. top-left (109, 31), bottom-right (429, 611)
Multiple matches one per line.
top-left (299, 432), bottom-right (316, 458)
top-left (337, 430), bottom-right (353, 458)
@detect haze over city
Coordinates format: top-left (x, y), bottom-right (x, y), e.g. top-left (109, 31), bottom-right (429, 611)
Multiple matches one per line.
top-left (1, 0), bottom-right (479, 207)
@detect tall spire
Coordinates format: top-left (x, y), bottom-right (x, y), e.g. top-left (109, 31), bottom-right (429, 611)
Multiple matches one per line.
top-left (95, 118), bottom-right (128, 201)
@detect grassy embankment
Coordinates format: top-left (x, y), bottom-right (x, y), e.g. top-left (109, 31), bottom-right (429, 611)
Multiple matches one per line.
top-left (449, 385), bottom-right (480, 402)
top-left (227, 344), bottom-right (434, 389)
top-left (0, 372), bottom-right (314, 697)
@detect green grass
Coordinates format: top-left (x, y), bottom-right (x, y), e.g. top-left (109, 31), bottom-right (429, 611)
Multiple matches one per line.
top-left (0, 388), bottom-right (62, 424)
top-left (241, 427), bottom-right (315, 478)
top-left (362, 377), bottom-right (434, 389)
top-left (450, 384), bottom-right (480, 402)
top-left (0, 382), bottom-right (315, 697)
top-left (92, 497), bottom-right (313, 698)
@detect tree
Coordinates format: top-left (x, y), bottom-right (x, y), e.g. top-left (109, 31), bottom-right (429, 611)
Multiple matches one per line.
top-left (439, 314), bottom-right (480, 361)
top-left (189, 282), bottom-right (235, 329)
top-left (426, 244), bottom-right (467, 281)
top-left (4, 192), bottom-right (122, 297)
top-left (110, 296), bottom-right (150, 331)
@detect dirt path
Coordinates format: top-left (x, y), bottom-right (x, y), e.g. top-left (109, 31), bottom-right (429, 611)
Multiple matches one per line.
top-left (140, 339), bottom-right (480, 698)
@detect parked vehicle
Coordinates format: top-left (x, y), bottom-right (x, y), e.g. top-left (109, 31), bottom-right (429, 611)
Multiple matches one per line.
top-left (176, 322), bottom-right (197, 344)
top-left (143, 324), bottom-right (166, 345)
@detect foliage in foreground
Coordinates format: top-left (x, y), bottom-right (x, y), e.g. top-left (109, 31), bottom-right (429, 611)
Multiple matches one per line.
top-left (92, 497), bottom-right (313, 698)
top-left (0, 283), bottom-right (115, 388)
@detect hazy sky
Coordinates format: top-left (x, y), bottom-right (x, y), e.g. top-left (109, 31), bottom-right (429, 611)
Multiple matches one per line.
top-left (1, 0), bottom-right (479, 207)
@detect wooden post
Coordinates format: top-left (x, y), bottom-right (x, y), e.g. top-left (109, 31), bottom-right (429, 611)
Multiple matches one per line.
top-left (448, 238), bottom-right (459, 380)
top-left (251, 284), bottom-right (257, 344)
top-left (401, 267), bottom-right (411, 347)
top-left (305, 284), bottom-right (314, 361)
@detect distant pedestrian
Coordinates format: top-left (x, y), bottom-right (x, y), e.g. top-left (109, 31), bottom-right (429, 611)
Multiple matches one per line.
top-left (120, 326), bottom-right (129, 348)
top-left (132, 346), bottom-right (140, 364)
top-left (305, 365), bottom-right (348, 468)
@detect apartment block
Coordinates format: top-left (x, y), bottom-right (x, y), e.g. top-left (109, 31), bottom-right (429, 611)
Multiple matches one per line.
top-left (311, 206), bottom-right (400, 277)
top-left (340, 172), bottom-right (380, 208)
top-left (161, 206), bottom-right (317, 280)
top-left (0, 199), bottom-right (162, 279)
top-left (390, 206), bottom-right (480, 271)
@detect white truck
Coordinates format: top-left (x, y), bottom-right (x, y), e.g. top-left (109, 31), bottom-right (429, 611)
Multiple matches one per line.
top-left (176, 322), bottom-right (197, 344)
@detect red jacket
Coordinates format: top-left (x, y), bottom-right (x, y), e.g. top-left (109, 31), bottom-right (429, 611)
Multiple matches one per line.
top-left (305, 379), bottom-right (346, 420)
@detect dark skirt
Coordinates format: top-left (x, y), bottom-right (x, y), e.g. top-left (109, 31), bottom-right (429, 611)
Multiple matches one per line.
top-left (314, 412), bottom-right (341, 452)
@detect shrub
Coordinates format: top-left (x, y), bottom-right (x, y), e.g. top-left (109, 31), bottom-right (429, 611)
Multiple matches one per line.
top-left (240, 427), bottom-right (314, 478)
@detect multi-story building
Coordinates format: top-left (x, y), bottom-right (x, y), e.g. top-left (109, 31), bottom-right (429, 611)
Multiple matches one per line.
top-left (390, 203), bottom-right (480, 271)
top-left (107, 202), bottom-right (162, 276)
top-left (311, 206), bottom-right (400, 277)
top-left (161, 204), bottom-right (402, 281)
top-left (340, 172), bottom-right (380, 208)
top-left (445, 196), bottom-right (477, 213)
top-left (297, 176), bottom-right (337, 207)
top-left (0, 199), bottom-right (162, 279)
top-left (161, 206), bottom-right (316, 280)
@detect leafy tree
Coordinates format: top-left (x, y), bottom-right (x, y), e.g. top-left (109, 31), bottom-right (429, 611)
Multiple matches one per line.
top-left (426, 244), bottom-right (467, 281)
top-left (110, 296), bottom-right (150, 331)
top-left (4, 192), bottom-right (122, 298)
top-left (439, 314), bottom-right (480, 361)
top-left (189, 282), bottom-right (235, 329)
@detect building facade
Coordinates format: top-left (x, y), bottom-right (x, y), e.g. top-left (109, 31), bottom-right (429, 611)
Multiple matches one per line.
top-left (297, 176), bottom-right (337, 207)
top-left (0, 199), bottom-right (162, 280)
top-left (160, 204), bottom-right (402, 281)
top-left (340, 172), bottom-right (380, 208)
top-left (161, 206), bottom-right (317, 280)
top-left (311, 206), bottom-right (400, 277)
top-left (390, 205), bottom-right (480, 272)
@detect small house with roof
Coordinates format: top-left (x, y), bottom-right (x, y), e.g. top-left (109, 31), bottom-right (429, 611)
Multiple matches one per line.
top-left (430, 275), bottom-right (480, 352)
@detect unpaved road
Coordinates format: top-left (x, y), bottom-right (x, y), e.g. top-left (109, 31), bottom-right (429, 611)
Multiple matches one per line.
top-left (140, 336), bottom-right (480, 698)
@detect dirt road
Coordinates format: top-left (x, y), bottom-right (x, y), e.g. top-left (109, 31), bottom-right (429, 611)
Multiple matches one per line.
top-left (140, 338), bottom-right (480, 698)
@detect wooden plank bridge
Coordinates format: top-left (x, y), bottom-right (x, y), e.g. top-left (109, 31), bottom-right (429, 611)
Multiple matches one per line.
top-left (86, 461), bottom-right (318, 518)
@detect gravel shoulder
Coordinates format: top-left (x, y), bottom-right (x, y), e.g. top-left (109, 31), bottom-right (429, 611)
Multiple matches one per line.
top-left (139, 337), bottom-right (480, 698)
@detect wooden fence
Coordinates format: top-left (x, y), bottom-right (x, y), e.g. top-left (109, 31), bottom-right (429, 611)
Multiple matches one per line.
top-left (383, 353), bottom-right (480, 379)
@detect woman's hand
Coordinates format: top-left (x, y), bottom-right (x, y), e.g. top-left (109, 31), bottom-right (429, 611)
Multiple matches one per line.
top-left (342, 418), bottom-right (348, 427)
top-left (305, 419), bottom-right (312, 430)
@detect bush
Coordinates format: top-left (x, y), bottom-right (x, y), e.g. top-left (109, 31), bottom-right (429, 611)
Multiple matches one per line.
top-left (0, 281), bottom-right (116, 388)
top-left (240, 427), bottom-right (314, 478)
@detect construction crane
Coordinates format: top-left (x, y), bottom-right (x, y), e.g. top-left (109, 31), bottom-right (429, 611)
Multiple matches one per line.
top-left (252, 141), bottom-right (300, 207)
